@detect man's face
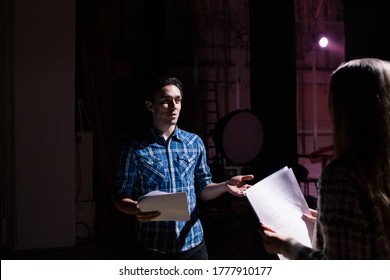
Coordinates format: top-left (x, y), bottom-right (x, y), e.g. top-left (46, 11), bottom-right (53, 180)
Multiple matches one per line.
top-left (146, 84), bottom-right (182, 128)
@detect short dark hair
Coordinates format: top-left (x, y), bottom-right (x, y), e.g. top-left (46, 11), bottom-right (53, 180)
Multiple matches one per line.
top-left (145, 77), bottom-right (183, 102)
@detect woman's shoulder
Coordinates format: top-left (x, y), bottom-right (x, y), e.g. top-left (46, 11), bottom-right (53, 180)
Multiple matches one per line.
top-left (322, 158), bottom-right (353, 176)
top-left (319, 158), bottom-right (357, 190)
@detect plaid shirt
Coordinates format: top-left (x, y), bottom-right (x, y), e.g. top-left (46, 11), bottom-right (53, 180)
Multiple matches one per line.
top-left (115, 127), bottom-right (212, 254)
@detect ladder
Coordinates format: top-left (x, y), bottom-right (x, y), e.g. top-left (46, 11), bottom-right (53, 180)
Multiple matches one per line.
top-left (201, 81), bottom-right (220, 165)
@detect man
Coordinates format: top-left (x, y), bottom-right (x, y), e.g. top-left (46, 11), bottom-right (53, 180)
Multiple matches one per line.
top-left (114, 77), bottom-right (254, 259)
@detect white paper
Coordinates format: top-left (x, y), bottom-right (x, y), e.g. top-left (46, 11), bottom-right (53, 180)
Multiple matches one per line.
top-left (138, 191), bottom-right (190, 221)
top-left (244, 166), bottom-right (314, 259)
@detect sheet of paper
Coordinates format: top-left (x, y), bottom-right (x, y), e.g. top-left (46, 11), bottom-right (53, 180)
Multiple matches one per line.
top-left (244, 167), bottom-right (314, 259)
top-left (138, 191), bottom-right (190, 221)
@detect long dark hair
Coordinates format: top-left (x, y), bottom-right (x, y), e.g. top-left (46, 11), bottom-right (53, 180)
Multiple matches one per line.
top-left (329, 58), bottom-right (390, 205)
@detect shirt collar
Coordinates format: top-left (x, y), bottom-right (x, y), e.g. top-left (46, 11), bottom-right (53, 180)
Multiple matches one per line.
top-left (150, 126), bottom-right (182, 142)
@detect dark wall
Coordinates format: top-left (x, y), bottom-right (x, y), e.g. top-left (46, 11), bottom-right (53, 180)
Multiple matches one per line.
top-left (343, 0), bottom-right (390, 60)
top-left (112, 1), bottom-right (199, 141)
top-left (249, 0), bottom-right (298, 179)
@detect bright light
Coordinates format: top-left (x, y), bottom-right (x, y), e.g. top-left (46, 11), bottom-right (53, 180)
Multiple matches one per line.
top-left (318, 36), bottom-right (329, 48)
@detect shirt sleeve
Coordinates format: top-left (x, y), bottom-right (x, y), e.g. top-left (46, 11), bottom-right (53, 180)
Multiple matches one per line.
top-left (114, 143), bottom-right (138, 198)
top-left (313, 162), bottom-right (374, 259)
top-left (287, 160), bottom-right (376, 259)
top-left (193, 137), bottom-right (212, 193)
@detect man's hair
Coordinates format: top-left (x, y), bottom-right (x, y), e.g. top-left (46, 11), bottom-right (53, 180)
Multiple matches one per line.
top-left (145, 77), bottom-right (183, 102)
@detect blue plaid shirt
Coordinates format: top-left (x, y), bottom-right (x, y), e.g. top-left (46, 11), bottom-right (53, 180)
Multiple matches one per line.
top-left (115, 126), bottom-right (212, 254)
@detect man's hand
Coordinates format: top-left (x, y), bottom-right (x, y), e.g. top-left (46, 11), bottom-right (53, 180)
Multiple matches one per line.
top-left (114, 197), bottom-right (160, 222)
top-left (135, 208), bottom-right (161, 223)
top-left (226, 174), bottom-right (254, 197)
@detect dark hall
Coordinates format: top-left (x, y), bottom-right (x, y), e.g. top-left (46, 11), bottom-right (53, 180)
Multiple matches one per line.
top-left (1, 0), bottom-right (390, 261)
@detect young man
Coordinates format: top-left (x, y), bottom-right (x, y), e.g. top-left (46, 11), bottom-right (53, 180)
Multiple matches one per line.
top-left (114, 77), bottom-right (254, 259)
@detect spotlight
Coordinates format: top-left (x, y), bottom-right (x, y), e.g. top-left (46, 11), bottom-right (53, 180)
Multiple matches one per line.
top-left (318, 36), bottom-right (328, 48)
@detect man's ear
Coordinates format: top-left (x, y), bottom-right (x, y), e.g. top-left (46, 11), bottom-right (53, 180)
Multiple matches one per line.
top-left (145, 100), bottom-right (154, 112)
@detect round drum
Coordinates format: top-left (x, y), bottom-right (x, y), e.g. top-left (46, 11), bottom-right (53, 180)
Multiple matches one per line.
top-left (213, 109), bottom-right (263, 165)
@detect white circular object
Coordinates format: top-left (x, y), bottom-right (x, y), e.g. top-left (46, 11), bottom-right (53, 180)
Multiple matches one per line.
top-left (214, 110), bottom-right (263, 165)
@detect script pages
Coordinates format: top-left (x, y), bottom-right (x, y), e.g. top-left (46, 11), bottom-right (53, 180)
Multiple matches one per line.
top-left (137, 191), bottom-right (190, 221)
top-left (244, 166), bottom-right (315, 259)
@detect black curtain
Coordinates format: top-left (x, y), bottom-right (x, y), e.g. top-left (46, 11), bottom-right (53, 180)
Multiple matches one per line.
top-left (77, 0), bottom-right (118, 236)
top-left (249, 0), bottom-right (298, 179)
top-left (343, 0), bottom-right (390, 60)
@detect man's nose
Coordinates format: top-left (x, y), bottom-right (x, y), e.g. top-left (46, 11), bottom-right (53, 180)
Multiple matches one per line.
top-left (168, 99), bottom-right (176, 108)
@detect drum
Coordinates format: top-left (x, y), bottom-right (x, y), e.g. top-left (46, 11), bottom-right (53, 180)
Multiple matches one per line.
top-left (213, 109), bottom-right (263, 165)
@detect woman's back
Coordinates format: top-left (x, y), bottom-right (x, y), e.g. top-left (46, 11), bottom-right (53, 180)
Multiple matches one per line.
top-left (317, 159), bottom-right (390, 259)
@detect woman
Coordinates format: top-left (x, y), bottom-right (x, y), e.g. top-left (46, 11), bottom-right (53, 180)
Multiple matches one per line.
top-left (260, 58), bottom-right (390, 259)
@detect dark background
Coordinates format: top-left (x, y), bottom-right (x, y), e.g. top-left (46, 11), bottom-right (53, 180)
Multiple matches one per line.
top-left (2, 0), bottom-right (390, 259)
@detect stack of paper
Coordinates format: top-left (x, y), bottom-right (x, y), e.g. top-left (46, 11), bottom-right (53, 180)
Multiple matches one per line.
top-left (138, 191), bottom-right (190, 221)
top-left (244, 166), bottom-right (315, 259)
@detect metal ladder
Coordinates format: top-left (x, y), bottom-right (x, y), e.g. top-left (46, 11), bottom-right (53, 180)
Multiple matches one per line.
top-left (201, 81), bottom-right (220, 165)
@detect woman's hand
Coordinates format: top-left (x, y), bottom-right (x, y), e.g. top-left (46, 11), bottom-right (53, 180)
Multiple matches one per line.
top-left (302, 208), bottom-right (317, 223)
top-left (258, 223), bottom-right (287, 255)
